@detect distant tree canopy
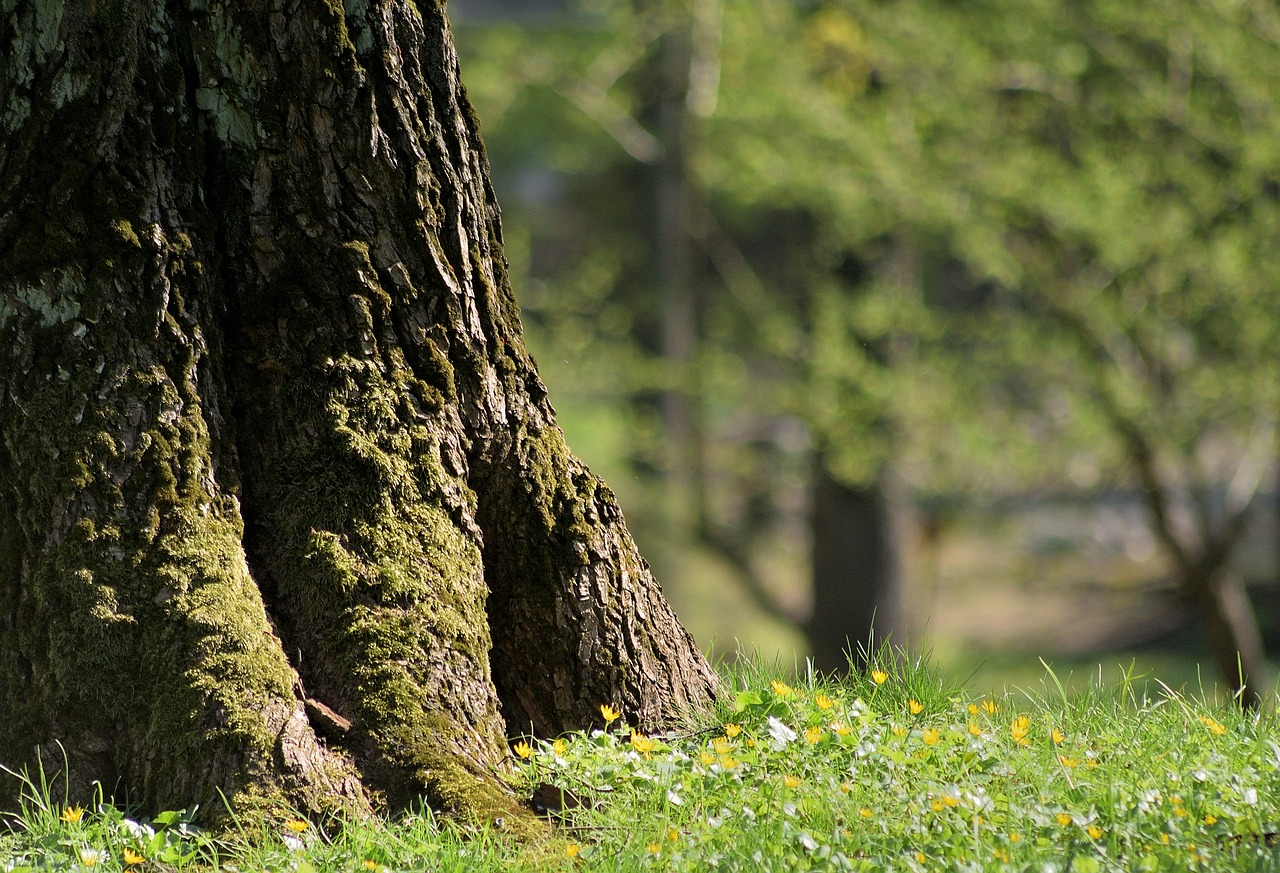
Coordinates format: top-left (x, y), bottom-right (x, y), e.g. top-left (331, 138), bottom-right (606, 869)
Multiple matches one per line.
top-left (457, 0), bottom-right (1280, 696)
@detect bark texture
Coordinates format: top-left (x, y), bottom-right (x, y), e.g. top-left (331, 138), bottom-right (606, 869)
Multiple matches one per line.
top-left (0, 0), bottom-right (717, 820)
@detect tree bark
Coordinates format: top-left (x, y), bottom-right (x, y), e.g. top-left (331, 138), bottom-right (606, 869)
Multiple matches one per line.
top-left (0, 0), bottom-right (716, 822)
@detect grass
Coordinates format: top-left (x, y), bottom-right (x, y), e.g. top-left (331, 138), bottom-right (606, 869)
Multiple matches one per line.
top-left (3, 653), bottom-right (1280, 871)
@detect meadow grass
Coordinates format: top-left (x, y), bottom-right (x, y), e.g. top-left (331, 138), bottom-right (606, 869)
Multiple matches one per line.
top-left (3, 653), bottom-right (1279, 871)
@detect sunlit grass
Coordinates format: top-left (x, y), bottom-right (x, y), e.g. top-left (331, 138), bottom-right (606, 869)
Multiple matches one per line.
top-left (3, 653), bottom-right (1279, 870)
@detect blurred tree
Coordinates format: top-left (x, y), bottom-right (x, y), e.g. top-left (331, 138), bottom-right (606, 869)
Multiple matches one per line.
top-left (456, 0), bottom-right (1280, 700)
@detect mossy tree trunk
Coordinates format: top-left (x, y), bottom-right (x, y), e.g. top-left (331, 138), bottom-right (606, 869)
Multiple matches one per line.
top-left (0, 0), bottom-right (717, 821)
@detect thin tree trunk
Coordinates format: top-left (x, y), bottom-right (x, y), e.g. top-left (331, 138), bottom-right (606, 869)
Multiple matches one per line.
top-left (1184, 566), bottom-right (1268, 709)
top-left (0, 0), bottom-right (716, 821)
top-left (806, 457), bottom-right (907, 673)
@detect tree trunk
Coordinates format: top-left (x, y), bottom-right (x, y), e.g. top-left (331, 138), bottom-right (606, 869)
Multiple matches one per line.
top-left (1184, 566), bottom-right (1267, 709)
top-left (0, 0), bottom-right (717, 822)
top-left (806, 457), bottom-right (907, 674)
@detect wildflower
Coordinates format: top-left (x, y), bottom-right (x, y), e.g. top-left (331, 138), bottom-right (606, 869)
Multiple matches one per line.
top-left (1087, 825), bottom-right (1103, 840)
top-left (699, 751), bottom-right (715, 766)
top-left (1058, 756), bottom-right (1080, 768)
top-left (805, 726), bottom-right (823, 744)
top-left (630, 730), bottom-right (656, 755)
top-left (284, 818), bottom-right (309, 834)
top-left (915, 851), bottom-right (927, 863)
top-left (713, 736), bottom-right (733, 755)
top-left (364, 862), bottom-right (379, 871)
top-left (831, 721), bottom-right (851, 736)
top-left (993, 847), bottom-right (1010, 862)
top-left (79, 848), bottom-right (103, 867)
top-left (942, 795), bottom-right (959, 807)
top-left (1198, 715), bottom-right (1226, 736)
top-left (783, 774), bottom-right (801, 789)
top-left (724, 723), bottom-right (742, 737)
top-left (1056, 813), bottom-right (1073, 827)
top-left (859, 807), bottom-right (873, 818)
top-left (565, 842), bottom-right (580, 858)
top-left (981, 700), bottom-right (998, 715)
top-left (60, 806), bottom-right (85, 824)
top-left (1204, 815), bottom-right (1217, 825)
top-left (968, 703), bottom-right (980, 715)
top-left (1010, 715), bottom-right (1031, 746)
top-left (719, 755), bottom-right (739, 769)
top-left (123, 848), bottom-right (146, 866)
top-left (1052, 728), bottom-right (1066, 745)
top-left (1009, 833), bottom-right (1021, 843)
top-left (931, 799), bottom-right (945, 812)
top-left (908, 700), bottom-right (924, 715)
top-left (553, 739), bottom-right (568, 756)
top-left (1160, 834), bottom-right (1170, 844)
top-left (968, 722), bottom-right (983, 737)
top-left (871, 669), bottom-right (889, 685)
top-left (513, 741), bottom-right (533, 759)
top-left (771, 680), bottom-right (794, 698)
top-left (839, 781), bottom-right (852, 794)
top-left (600, 704), bottom-right (621, 724)
top-left (815, 693), bottom-right (835, 710)
top-left (922, 728), bottom-right (941, 746)
top-left (892, 724), bottom-right (908, 738)
top-left (667, 828), bottom-right (680, 842)
top-left (647, 843), bottom-right (661, 855)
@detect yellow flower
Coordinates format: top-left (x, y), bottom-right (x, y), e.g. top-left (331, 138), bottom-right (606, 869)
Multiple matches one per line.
top-left (968, 703), bottom-right (980, 715)
top-left (283, 818), bottom-right (309, 834)
top-left (600, 704), bottom-right (621, 724)
top-left (565, 842), bottom-right (580, 858)
top-left (513, 741), bottom-right (533, 759)
top-left (968, 722), bottom-right (983, 737)
top-left (859, 807), bottom-right (873, 819)
top-left (667, 827), bottom-right (680, 842)
top-left (922, 728), bottom-right (941, 746)
top-left (931, 799), bottom-right (945, 812)
top-left (552, 738), bottom-right (568, 756)
top-left (60, 806), bottom-right (84, 824)
top-left (1009, 833), bottom-right (1021, 843)
top-left (915, 851), bottom-right (927, 863)
top-left (1058, 756), bottom-right (1080, 768)
top-left (364, 862), bottom-right (379, 871)
top-left (123, 848), bottom-right (146, 866)
top-left (719, 755), bottom-right (739, 769)
top-left (993, 847), bottom-right (1010, 862)
top-left (942, 795), bottom-right (959, 807)
top-left (839, 781), bottom-right (852, 794)
top-left (1056, 813), bottom-right (1073, 827)
top-left (981, 700), bottom-right (998, 715)
top-left (871, 669), bottom-right (888, 685)
top-left (1174, 806), bottom-right (1188, 818)
top-left (1087, 825), bottom-right (1103, 840)
top-left (831, 721), bottom-right (851, 736)
top-left (1204, 815), bottom-right (1217, 825)
top-left (1198, 715), bottom-right (1226, 736)
top-left (1159, 834), bottom-right (1170, 844)
top-left (79, 849), bottom-right (102, 867)
top-left (699, 751), bottom-right (715, 766)
top-left (646, 843), bottom-right (661, 855)
top-left (1052, 728), bottom-right (1066, 745)
top-left (771, 680), bottom-right (794, 698)
top-left (814, 693), bottom-right (835, 710)
top-left (908, 700), bottom-right (924, 715)
top-left (712, 736), bottom-right (732, 755)
top-left (892, 724), bottom-right (908, 738)
top-left (724, 722), bottom-right (742, 737)
top-left (1010, 715), bottom-right (1031, 746)
top-left (805, 726), bottom-right (823, 744)
top-left (630, 730), bottom-right (656, 755)
top-left (783, 774), bottom-right (801, 789)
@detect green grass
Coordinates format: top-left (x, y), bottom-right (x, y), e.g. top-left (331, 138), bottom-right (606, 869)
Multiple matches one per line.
top-left (4, 653), bottom-right (1280, 871)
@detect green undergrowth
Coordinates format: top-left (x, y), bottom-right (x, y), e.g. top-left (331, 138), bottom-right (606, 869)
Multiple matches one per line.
top-left (4, 654), bottom-right (1280, 871)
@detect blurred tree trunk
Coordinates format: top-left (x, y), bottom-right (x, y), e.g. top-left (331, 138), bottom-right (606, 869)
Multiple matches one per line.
top-left (0, 0), bottom-right (716, 822)
top-left (806, 457), bottom-right (907, 673)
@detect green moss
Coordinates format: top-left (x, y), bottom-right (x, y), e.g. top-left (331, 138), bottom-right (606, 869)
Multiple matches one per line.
top-left (110, 218), bottom-right (141, 249)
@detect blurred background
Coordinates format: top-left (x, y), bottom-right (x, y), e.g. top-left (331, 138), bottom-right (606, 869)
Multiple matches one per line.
top-left (448, 0), bottom-right (1280, 698)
